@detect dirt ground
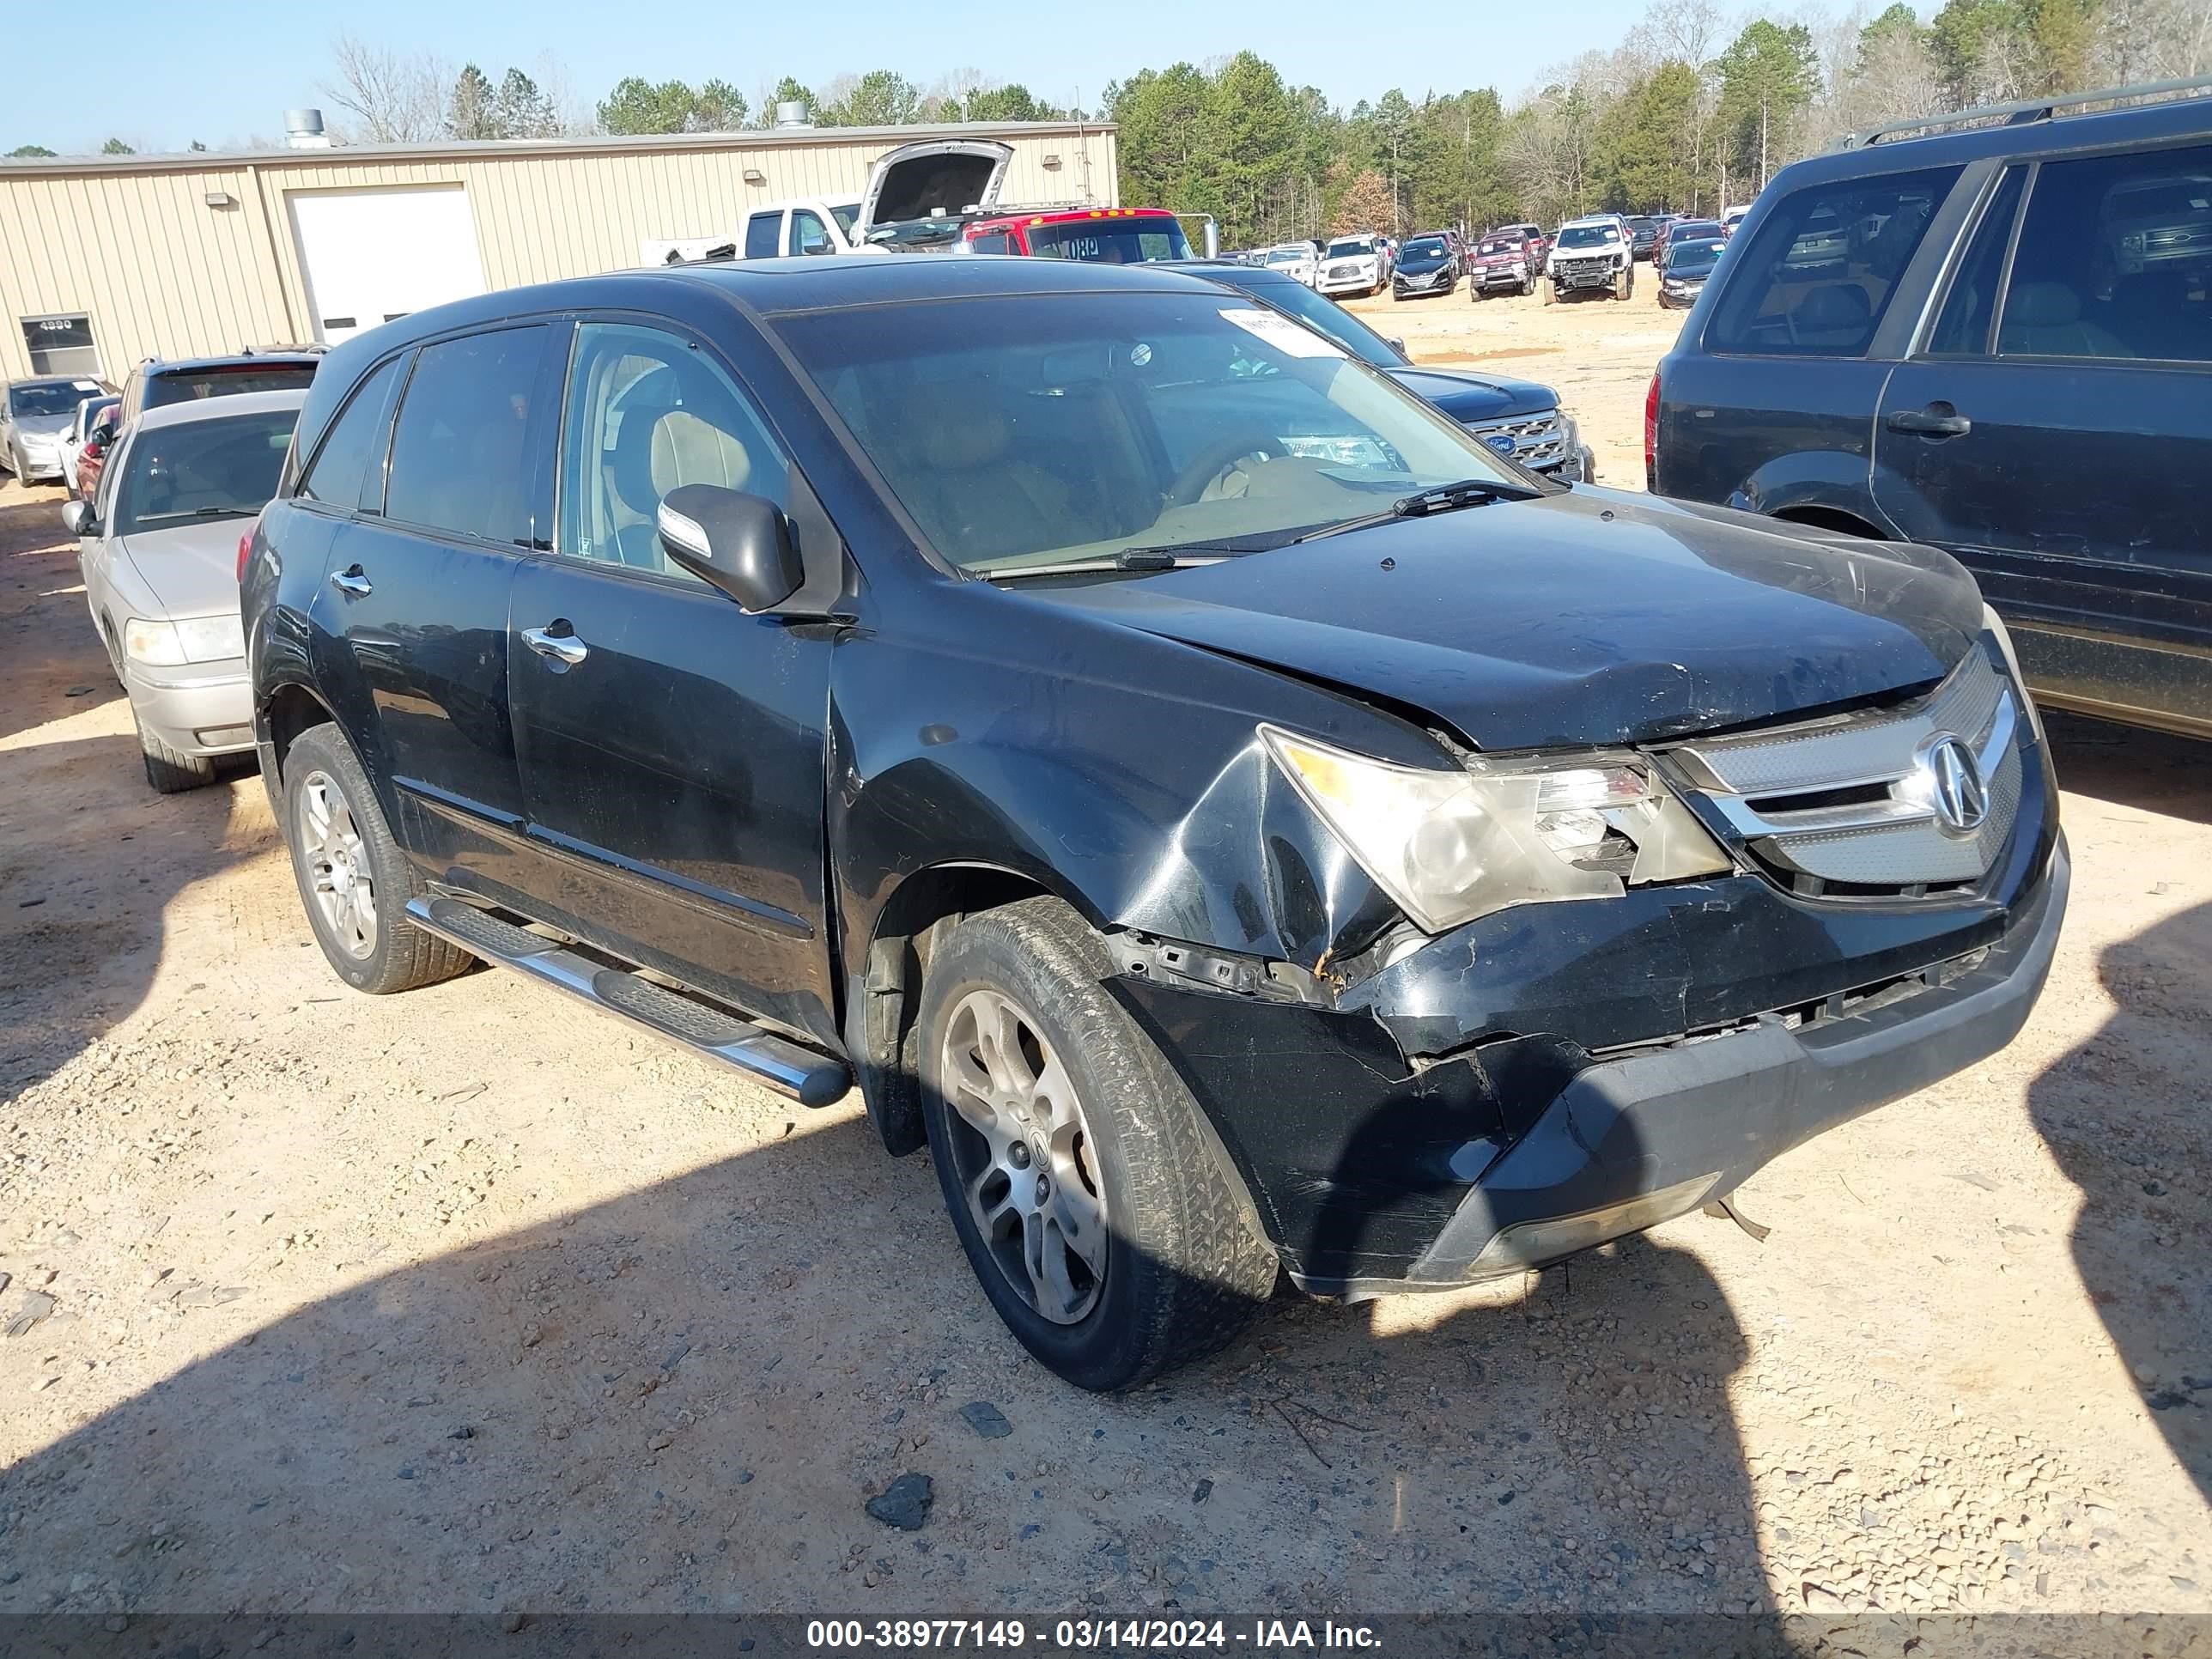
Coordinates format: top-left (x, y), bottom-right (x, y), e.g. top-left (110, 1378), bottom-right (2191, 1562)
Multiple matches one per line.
top-left (3, 280), bottom-right (2212, 1639)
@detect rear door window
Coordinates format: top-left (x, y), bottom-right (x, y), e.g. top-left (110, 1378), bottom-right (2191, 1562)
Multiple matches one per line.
top-left (1705, 167), bottom-right (1961, 356)
top-left (744, 211), bottom-right (782, 260)
top-left (1995, 143), bottom-right (2212, 362)
top-left (382, 326), bottom-right (550, 545)
top-left (1927, 168), bottom-right (2028, 356)
top-left (297, 355), bottom-right (401, 510)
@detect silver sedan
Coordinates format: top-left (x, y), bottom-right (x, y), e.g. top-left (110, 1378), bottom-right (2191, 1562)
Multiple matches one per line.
top-left (64, 388), bottom-right (303, 791)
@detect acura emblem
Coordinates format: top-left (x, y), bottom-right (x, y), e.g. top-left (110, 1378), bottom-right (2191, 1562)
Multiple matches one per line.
top-left (1923, 734), bottom-right (1989, 836)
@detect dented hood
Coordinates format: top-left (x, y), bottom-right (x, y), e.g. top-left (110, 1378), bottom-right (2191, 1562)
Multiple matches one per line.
top-left (1032, 489), bottom-right (1985, 751)
top-left (857, 139), bottom-right (1012, 235)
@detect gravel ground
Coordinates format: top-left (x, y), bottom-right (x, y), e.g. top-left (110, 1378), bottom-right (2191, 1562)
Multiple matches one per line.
top-left (2, 287), bottom-right (2209, 1641)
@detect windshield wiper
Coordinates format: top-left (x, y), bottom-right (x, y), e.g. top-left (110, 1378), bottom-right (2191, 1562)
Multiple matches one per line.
top-left (982, 541), bottom-right (1270, 581)
top-left (1291, 477), bottom-right (1542, 544)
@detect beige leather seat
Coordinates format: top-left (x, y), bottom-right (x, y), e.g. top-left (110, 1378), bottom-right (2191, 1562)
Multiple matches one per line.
top-left (609, 377), bottom-right (755, 571)
top-left (880, 380), bottom-right (1073, 564)
top-left (2000, 282), bottom-right (2131, 358)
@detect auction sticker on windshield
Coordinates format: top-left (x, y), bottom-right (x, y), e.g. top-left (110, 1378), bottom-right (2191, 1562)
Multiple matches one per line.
top-left (1218, 307), bottom-right (1346, 359)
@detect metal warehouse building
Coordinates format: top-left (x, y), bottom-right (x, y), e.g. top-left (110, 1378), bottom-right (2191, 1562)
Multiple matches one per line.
top-left (0, 115), bottom-right (1119, 382)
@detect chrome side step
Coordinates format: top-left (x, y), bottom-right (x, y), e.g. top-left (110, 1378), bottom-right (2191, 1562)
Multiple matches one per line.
top-left (404, 896), bottom-right (851, 1108)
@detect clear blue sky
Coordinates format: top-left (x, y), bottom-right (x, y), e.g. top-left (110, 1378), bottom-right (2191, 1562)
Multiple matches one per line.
top-left (10, 0), bottom-right (1673, 155)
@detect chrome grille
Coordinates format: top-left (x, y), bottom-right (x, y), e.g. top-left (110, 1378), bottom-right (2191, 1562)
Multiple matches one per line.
top-left (1462, 410), bottom-right (1566, 466)
top-left (1557, 257), bottom-right (1612, 280)
top-left (1667, 650), bottom-right (2024, 893)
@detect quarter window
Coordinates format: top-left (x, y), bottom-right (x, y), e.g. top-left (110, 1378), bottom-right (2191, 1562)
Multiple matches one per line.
top-left (1996, 143), bottom-right (2212, 362)
top-left (744, 211), bottom-right (782, 259)
top-left (297, 355), bottom-right (400, 509)
top-left (383, 326), bottom-right (549, 545)
top-left (1705, 167), bottom-right (1961, 357)
top-left (556, 322), bottom-right (789, 577)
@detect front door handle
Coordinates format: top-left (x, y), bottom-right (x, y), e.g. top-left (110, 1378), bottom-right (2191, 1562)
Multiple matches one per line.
top-left (522, 623), bottom-right (588, 666)
top-left (1886, 404), bottom-right (1972, 438)
top-left (329, 565), bottom-right (373, 597)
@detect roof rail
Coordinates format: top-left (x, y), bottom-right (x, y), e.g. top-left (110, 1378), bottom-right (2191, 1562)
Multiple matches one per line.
top-left (1840, 73), bottom-right (2212, 148)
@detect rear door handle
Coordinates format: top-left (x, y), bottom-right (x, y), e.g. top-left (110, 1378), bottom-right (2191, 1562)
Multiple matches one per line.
top-left (329, 565), bottom-right (373, 597)
top-left (522, 623), bottom-right (588, 666)
top-left (1886, 406), bottom-right (1972, 438)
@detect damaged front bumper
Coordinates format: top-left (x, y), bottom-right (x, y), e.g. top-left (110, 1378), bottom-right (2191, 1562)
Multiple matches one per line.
top-left (1110, 827), bottom-right (2069, 1298)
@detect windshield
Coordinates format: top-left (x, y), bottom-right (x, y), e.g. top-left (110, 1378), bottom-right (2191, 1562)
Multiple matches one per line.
top-left (779, 293), bottom-right (1516, 574)
top-left (1265, 247), bottom-right (1309, 265)
top-left (1559, 226), bottom-right (1618, 250)
top-left (1402, 238), bottom-right (1446, 258)
top-left (1666, 239), bottom-right (1724, 270)
top-left (1478, 239), bottom-right (1518, 256)
top-left (112, 408), bottom-right (298, 536)
top-left (146, 364), bottom-right (316, 410)
top-left (1325, 240), bottom-right (1372, 258)
top-left (9, 381), bottom-right (103, 418)
top-left (830, 202), bottom-right (861, 237)
top-left (1029, 219), bottom-right (1193, 264)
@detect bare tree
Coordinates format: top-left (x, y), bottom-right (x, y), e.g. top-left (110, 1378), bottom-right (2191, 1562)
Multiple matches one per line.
top-left (2094, 0), bottom-right (2212, 82)
top-left (1634, 0), bottom-right (1727, 70)
top-left (322, 33), bottom-right (450, 144)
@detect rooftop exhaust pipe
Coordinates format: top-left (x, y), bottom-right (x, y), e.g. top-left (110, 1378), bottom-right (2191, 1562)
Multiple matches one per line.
top-left (775, 101), bottom-right (811, 129)
top-left (285, 108), bottom-right (331, 149)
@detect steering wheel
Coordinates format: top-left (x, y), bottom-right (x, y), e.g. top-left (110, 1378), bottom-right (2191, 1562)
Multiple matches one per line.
top-left (1166, 434), bottom-right (1290, 507)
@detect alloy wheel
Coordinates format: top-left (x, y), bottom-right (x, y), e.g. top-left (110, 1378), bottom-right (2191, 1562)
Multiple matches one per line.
top-left (296, 769), bottom-right (378, 958)
top-left (939, 988), bottom-right (1109, 1324)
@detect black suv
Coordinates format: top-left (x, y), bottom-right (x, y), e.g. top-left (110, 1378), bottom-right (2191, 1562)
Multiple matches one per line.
top-left (118, 350), bottom-right (323, 431)
top-left (246, 257), bottom-right (2066, 1390)
top-left (1652, 81), bottom-right (2212, 738)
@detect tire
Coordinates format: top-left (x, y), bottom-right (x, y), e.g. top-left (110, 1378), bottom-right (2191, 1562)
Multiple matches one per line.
top-left (917, 897), bottom-right (1279, 1391)
top-left (1613, 267), bottom-right (1632, 302)
top-left (279, 721), bottom-right (471, 995)
top-left (1541, 277), bottom-right (1556, 306)
top-left (135, 708), bottom-right (217, 793)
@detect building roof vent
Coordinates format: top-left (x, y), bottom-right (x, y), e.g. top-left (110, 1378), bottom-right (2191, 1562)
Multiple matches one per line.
top-left (774, 101), bottom-right (811, 129)
top-left (284, 108), bottom-right (331, 149)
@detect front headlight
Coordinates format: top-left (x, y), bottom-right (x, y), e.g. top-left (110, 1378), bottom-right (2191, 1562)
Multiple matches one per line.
top-left (1982, 605), bottom-right (2045, 743)
top-left (1260, 726), bottom-right (1734, 933)
top-left (125, 614), bottom-right (244, 665)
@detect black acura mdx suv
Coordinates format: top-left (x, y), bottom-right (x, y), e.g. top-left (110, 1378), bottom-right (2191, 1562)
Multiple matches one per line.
top-left (246, 256), bottom-right (2067, 1390)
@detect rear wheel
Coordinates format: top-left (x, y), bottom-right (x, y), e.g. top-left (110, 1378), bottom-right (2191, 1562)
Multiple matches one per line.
top-left (280, 722), bottom-right (471, 994)
top-left (918, 897), bottom-right (1278, 1391)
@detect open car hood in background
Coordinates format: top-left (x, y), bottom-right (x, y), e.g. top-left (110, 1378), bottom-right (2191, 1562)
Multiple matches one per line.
top-left (856, 139), bottom-right (1012, 236)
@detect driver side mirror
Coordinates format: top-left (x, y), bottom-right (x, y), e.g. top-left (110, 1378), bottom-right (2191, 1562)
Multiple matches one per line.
top-left (62, 498), bottom-right (97, 538)
top-left (1385, 336), bottom-right (1408, 361)
top-left (657, 483), bottom-right (805, 612)
top-left (799, 236), bottom-right (833, 256)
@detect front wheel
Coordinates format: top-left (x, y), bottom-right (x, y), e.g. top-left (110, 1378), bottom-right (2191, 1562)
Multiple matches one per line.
top-left (1541, 277), bottom-right (1556, 306)
top-left (1613, 267), bottom-right (1632, 301)
top-left (918, 897), bottom-right (1279, 1391)
top-left (134, 708), bottom-right (217, 793)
